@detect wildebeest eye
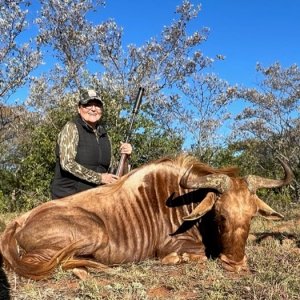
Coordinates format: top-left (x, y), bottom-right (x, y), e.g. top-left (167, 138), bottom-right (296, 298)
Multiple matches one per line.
top-left (216, 214), bottom-right (226, 223)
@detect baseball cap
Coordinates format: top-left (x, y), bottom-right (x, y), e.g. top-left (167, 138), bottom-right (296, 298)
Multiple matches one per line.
top-left (79, 89), bottom-right (103, 106)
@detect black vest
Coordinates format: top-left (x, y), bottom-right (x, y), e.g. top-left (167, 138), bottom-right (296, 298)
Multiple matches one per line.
top-left (51, 116), bottom-right (111, 199)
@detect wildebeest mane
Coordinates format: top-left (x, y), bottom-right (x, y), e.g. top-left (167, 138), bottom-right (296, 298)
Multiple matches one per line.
top-left (113, 154), bottom-right (239, 188)
top-left (93, 154), bottom-right (239, 197)
top-left (145, 154), bottom-right (239, 178)
top-left (94, 153), bottom-right (240, 198)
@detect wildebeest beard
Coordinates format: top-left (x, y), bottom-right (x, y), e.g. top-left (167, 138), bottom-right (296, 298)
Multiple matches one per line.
top-left (166, 189), bottom-right (222, 259)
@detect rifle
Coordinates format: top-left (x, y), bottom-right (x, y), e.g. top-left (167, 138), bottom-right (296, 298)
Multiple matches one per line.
top-left (115, 87), bottom-right (145, 176)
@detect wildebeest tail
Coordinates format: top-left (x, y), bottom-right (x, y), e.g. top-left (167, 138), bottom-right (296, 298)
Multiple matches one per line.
top-left (0, 221), bottom-right (108, 280)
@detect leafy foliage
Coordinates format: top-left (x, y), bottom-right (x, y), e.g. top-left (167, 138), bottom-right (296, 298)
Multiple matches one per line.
top-left (14, 105), bottom-right (74, 209)
top-left (232, 63), bottom-right (300, 201)
top-left (0, 0), bottom-right (41, 100)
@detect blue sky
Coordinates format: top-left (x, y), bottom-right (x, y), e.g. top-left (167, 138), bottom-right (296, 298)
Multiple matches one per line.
top-left (12, 0), bottom-right (300, 104)
top-left (98, 0), bottom-right (300, 87)
top-left (96, 0), bottom-right (299, 147)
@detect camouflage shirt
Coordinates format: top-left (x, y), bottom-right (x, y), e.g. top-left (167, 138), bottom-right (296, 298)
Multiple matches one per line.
top-left (57, 121), bottom-right (110, 185)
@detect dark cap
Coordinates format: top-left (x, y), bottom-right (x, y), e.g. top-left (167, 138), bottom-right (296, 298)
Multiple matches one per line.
top-left (79, 89), bottom-right (104, 106)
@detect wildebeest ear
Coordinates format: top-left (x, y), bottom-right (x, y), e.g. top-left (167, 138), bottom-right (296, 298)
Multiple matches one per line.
top-left (182, 192), bottom-right (216, 221)
top-left (254, 195), bottom-right (284, 220)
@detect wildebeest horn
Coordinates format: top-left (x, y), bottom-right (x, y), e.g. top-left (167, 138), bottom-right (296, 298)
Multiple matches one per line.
top-left (180, 165), bottom-right (232, 193)
top-left (244, 158), bottom-right (294, 193)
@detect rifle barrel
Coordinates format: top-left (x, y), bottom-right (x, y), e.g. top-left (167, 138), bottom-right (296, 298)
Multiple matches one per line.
top-left (115, 87), bottom-right (145, 176)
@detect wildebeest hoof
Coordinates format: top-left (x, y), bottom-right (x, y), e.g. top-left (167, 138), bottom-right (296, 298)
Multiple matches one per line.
top-left (161, 252), bottom-right (181, 264)
top-left (72, 267), bottom-right (90, 280)
top-left (182, 252), bottom-right (208, 263)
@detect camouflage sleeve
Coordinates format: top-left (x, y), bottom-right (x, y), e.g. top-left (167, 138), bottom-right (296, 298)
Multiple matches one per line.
top-left (58, 122), bottom-right (102, 185)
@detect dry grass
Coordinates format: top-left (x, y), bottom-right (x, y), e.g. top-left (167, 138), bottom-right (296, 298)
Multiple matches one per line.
top-left (1, 206), bottom-right (300, 300)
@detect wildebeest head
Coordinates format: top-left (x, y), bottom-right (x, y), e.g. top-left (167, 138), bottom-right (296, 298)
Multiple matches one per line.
top-left (179, 158), bottom-right (293, 272)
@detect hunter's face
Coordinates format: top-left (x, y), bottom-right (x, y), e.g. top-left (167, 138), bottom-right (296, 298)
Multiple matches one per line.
top-left (78, 100), bottom-right (103, 127)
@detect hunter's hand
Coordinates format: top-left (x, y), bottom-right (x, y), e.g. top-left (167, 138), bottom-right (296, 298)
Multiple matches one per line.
top-left (120, 142), bottom-right (132, 155)
top-left (101, 173), bottom-right (119, 184)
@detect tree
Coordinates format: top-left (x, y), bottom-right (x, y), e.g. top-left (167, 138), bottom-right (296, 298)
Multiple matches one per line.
top-left (0, 0), bottom-right (41, 143)
top-left (232, 63), bottom-right (300, 201)
top-left (0, 1), bottom-right (41, 208)
top-left (28, 0), bottom-right (225, 144)
top-left (24, 0), bottom-right (229, 170)
top-left (0, 0), bottom-right (41, 101)
top-left (178, 73), bottom-right (233, 162)
top-left (15, 104), bottom-right (75, 210)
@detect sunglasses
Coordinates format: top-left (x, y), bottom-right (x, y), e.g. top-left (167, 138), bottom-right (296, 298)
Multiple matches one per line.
top-left (81, 103), bottom-right (103, 110)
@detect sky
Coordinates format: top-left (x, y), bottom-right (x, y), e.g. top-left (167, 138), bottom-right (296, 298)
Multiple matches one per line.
top-left (93, 0), bottom-right (299, 147)
top-left (7, 0), bottom-right (299, 148)
top-left (10, 0), bottom-right (300, 110)
top-left (97, 0), bottom-right (300, 88)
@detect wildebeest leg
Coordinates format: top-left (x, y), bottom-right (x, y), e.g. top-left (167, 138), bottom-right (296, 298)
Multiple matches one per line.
top-left (160, 236), bottom-right (206, 265)
top-left (161, 252), bottom-right (181, 264)
top-left (181, 252), bottom-right (208, 262)
top-left (161, 252), bottom-right (207, 265)
top-left (10, 206), bottom-right (110, 279)
top-left (72, 267), bottom-right (89, 281)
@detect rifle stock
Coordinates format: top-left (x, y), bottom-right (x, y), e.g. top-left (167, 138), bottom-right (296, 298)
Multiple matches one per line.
top-left (115, 87), bottom-right (144, 176)
top-left (115, 153), bottom-right (128, 176)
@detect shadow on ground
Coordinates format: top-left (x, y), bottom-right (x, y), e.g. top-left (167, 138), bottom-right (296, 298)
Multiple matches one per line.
top-left (255, 231), bottom-right (300, 247)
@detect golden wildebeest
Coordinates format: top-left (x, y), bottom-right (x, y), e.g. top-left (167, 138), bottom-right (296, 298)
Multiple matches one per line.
top-left (0, 154), bottom-right (293, 280)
